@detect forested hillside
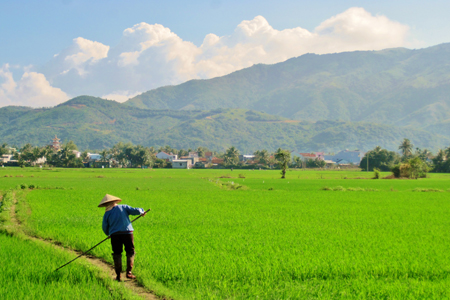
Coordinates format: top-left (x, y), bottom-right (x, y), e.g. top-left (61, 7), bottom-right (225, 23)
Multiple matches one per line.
top-left (1, 96), bottom-right (448, 152)
top-left (126, 43), bottom-right (450, 129)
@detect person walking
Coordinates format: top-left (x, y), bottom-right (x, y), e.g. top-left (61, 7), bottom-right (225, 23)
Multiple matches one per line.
top-left (98, 194), bottom-right (146, 281)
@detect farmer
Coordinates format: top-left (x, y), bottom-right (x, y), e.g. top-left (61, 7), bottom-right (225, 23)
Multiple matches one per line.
top-left (98, 194), bottom-right (146, 281)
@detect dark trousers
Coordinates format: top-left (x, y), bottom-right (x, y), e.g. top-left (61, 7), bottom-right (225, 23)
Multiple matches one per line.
top-left (111, 233), bottom-right (135, 256)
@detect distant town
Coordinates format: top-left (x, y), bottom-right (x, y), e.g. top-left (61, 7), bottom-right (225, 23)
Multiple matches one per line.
top-left (1, 135), bottom-right (442, 178)
top-left (0, 135), bottom-right (366, 169)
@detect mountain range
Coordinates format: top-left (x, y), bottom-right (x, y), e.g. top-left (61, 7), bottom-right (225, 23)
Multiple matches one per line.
top-left (2, 43), bottom-right (450, 153)
top-left (126, 43), bottom-right (450, 129)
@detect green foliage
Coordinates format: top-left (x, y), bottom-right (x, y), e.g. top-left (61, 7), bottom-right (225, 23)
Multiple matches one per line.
top-left (253, 149), bottom-right (270, 166)
top-left (431, 148), bottom-right (450, 173)
top-left (274, 148), bottom-right (291, 178)
top-left (306, 158), bottom-right (326, 168)
top-left (392, 157), bottom-right (429, 179)
top-left (1, 96), bottom-right (450, 152)
top-left (391, 164), bottom-right (401, 178)
top-left (109, 142), bottom-right (154, 168)
top-left (361, 146), bottom-right (400, 171)
top-left (407, 157), bottom-right (429, 179)
top-left (399, 138), bottom-right (414, 160)
top-left (373, 168), bottom-right (381, 179)
top-left (291, 156), bottom-right (303, 168)
top-left (224, 146), bottom-right (239, 166)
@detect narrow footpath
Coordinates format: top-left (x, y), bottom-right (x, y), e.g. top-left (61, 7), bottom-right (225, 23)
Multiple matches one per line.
top-left (8, 191), bottom-right (161, 300)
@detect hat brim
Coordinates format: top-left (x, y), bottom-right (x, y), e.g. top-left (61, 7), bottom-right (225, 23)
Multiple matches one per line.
top-left (98, 199), bottom-right (121, 207)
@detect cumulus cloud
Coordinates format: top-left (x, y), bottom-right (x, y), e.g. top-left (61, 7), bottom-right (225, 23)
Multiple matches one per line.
top-left (314, 7), bottom-right (409, 53)
top-left (64, 37), bottom-right (110, 74)
top-left (1, 7), bottom-right (411, 108)
top-left (0, 64), bottom-right (69, 107)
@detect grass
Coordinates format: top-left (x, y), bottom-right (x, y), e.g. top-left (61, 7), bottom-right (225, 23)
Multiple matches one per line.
top-left (0, 189), bottom-right (144, 300)
top-left (412, 188), bottom-right (445, 192)
top-left (1, 167), bottom-right (450, 299)
top-left (0, 233), bottom-right (146, 300)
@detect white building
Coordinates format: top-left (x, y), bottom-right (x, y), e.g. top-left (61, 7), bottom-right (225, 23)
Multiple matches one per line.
top-left (34, 157), bottom-right (47, 165)
top-left (239, 155), bottom-right (255, 162)
top-left (88, 153), bottom-right (101, 161)
top-left (324, 150), bottom-right (364, 166)
top-left (72, 150), bottom-right (81, 158)
top-left (1, 154), bottom-right (14, 163)
top-left (172, 159), bottom-right (190, 169)
top-left (156, 152), bottom-right (178, 161)
top-left (188, 152), bottom-right (199, 158)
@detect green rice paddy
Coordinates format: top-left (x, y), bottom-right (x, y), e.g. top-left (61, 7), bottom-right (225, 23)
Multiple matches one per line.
top-left (1, 168), bottom-right (450, 299)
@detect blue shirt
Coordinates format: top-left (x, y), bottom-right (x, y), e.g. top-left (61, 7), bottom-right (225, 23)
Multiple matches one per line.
top-left (102, 205), bottom-right (144, 236)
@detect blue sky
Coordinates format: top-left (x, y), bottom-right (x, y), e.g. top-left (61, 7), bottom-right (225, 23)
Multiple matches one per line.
top-left (2, 0), bottom-right (449, 66)
top-left (1, 0), bottom-right (449, 107)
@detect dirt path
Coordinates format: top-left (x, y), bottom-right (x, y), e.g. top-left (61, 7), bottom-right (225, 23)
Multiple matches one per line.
top-left (9, 192), bottom-right (161, 300)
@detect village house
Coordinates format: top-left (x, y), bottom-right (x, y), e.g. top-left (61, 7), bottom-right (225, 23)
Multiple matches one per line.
top-left (156, 151), bottom-right (178, 161)
top-left (194, 157), bottom-right (208, 168)
top-left (239, 155), bottom-right (255, 162)
top-left (188, 152), bottom-right (199, 158)
top-left (1, 154), bottom-right (15, 164)
top-left (323, 160), bottom-right (336, 168)
top-left (172, 159), bottom-right (190, 169)
top-left (296, 153), bottom-right (322, 161)
top-left (211, 157), bottom-right (224, 164)
top-left (88, 153), bottom-right (101, 161)
top-left (34, 156), bottom-right (47, 165)
top-left (179, 156), bottom-right (197, 166)
top-left (324, 150), bottom-right (364, 166)
top-left (205, 152), bottom-right (213, 161)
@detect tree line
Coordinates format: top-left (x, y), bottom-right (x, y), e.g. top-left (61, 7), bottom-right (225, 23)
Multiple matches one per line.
top-left (2, 138), bottom-right (450, 177)
top-left (359, 138), bottom-right (448, 178)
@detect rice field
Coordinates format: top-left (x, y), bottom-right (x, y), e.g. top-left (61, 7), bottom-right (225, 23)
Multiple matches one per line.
top-left (0, 190), bottom-right (145, 300)
top-left (1, 167), bottom-right (450, 299)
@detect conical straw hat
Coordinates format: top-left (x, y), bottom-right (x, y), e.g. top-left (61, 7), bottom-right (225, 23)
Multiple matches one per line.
top-left (98, 194), bottom-right (122, 207)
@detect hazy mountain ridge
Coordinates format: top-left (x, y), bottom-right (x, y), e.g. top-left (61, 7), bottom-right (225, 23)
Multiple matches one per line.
top-left (126, 43), bottom-right (450, 128)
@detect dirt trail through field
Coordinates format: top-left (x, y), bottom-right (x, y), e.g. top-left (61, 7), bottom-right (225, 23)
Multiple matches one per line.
top-left (9, 192), bottom-right (161, 300)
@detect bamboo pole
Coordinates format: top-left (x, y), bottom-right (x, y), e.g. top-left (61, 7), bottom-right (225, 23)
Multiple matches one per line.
top-left (54, 208), bottom-right (151, 272)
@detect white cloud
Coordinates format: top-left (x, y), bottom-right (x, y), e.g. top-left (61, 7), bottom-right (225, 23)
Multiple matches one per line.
top-left (314, 7), bottom-right (410, 53)
top-left (40, 37), bottom-right (109, 78)
top-left (101, 90), bottom-right (142, 103)
top-left (0, 64), bottom-right (69, 107)
top-left (64, 37), bottom-right (110, 74)
top-left (1, 7), bottom-right (412, 108)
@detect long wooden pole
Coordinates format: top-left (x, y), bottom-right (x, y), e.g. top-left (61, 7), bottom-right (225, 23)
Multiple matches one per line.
top-left (54, 208), bottom-right (151, 272)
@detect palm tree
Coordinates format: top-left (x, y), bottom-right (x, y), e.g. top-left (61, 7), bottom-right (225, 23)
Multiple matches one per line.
top-left (81, 151), bottom-right (89, 164)
top-left (432, 149), bottom-right (446, 172)
top-left (253, 149), bottom-right (270, 166)
top-left (100, 149), bottom-right (109, 163)
top-left (293, 156), bottom-right (302, 168)
top-left (444, 146), bottom-right (450, 160)
top-left (30, 146), bottom-right (43, 165)
top-left (59, 145), bottom-right (71, 167)
top-left (197, 146), bottom-right (206, 158)
top-left (399, 138), bottom-right (413, 159)
top-left (224, 146), bottom-right (239, 166)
